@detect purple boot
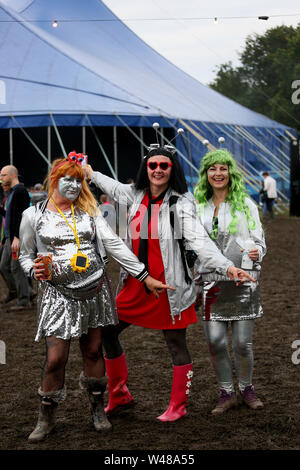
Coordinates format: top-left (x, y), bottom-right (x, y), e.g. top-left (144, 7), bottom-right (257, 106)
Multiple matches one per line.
top-left (240, 385), bottom-right (264, 410)
top-left (211, 389), bottom-right (237, 415)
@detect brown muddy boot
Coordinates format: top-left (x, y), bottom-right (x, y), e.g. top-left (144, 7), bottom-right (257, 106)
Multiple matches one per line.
top-left (240, 385), bottom-right (264, 410)
top-left (28, 400), bottom-right (57, 442)
top-left (211, 389), bottom-right (238, 415)
top-left (79, 372), bottom-right (112, 431)
top-left (28, 386), bottom-right (66, 443)
top-left (0, 290), bottom-right (17, 304)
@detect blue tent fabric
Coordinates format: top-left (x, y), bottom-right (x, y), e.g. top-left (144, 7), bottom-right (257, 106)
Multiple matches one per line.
top-left (0, 0), bottom-right (293, 129)
top-left (0, 0), bottom-right (297, 199)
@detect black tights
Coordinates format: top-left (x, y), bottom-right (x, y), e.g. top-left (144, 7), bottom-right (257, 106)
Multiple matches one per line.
top-left (41, 328), bottom-right (105, 392)
top-left (102, 320), bottom-right (191, 366)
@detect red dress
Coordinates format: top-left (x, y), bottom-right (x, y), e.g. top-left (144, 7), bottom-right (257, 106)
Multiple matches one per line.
top-left (116, 192), bottom-right (197, 329)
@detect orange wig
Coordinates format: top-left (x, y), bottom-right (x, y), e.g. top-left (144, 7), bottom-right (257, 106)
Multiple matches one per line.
top-left (47, 158), bottom-right (99, 217)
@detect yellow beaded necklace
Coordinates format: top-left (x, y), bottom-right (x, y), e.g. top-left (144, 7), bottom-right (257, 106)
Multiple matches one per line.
top-left (51, 198), bottom-right (90, 273)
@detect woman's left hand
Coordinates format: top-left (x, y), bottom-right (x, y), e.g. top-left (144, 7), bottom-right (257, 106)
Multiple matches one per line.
top-left (247, 248), bottom-right (259, 261)
top-left (227, 266), bottom-right (256, 286)
top-left (144, 275), bottom-right (175, 299)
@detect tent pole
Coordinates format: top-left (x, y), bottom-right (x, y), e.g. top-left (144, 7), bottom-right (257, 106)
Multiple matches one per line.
top-left (47, 126), bottom-right (51, 167)
top-left (160, 127), bottom-right (164, 146)
top-left (261, 127), bottom-right (290, 163)
top-left (113, 126), bottom-right (118, 179)
top-left (187, 131), bottom-right (194, 186)
top-left (139, 127), bottom-right (144, 160)
top-left (113, 126), bottom-right (119, 237)
top-left (85, 115), bottom-right (117, 179)
top-left (236, 125), bottom-right (289, 176)
top-left (82, 126), bottom-right (86, 154)
top-left (50, 114), bottom-right (67, 158)
top-left (10, 115), bottom-right (49, 166)
top-left (166, 120), bottom-right (195, 187)
top-left (115, 113), bottom-right (148, 152)
top-left (9, 128), bottom-right (13, 165)
top-left (242, 136), bottom-right (245, 168)
top-left (280, 135), bottom-right (285, 194)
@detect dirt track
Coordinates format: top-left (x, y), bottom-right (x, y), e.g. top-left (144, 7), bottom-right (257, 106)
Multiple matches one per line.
top-left (0, 216), bottom-right (299, 451)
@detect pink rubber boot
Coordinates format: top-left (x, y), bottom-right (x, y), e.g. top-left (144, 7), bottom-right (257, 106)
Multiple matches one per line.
top-left (157, 363), bottom-right (193, 422)
top-left (104, 353), bottom-right (134, 415)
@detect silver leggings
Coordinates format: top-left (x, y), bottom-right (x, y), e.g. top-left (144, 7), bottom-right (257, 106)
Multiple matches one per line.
top-left (203, 320), bottom-right (254, 393)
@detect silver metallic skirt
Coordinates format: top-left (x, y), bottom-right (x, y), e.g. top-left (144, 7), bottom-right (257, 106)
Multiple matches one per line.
top-left (35, 271), bottom-right (118, 341)
top-left (199, 279), bottom-right (263, 322)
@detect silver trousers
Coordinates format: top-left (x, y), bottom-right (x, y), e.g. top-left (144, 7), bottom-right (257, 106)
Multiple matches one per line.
top-left (203, 319), bottom-right (254, 393)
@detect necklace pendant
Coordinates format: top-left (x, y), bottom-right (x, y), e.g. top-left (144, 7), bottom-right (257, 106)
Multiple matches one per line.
top-left (70, 251), bottom-right (90, 273)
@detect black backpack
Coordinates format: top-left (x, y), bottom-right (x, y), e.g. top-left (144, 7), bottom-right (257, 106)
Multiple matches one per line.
top-left (169, 195), bottom-right (198, 284)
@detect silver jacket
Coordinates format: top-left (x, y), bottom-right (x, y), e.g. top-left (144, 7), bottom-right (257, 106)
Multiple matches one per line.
top-left (19, 204), bottom-right (148, 282)
top-left (91, 171), bottom-right (234, 321)
top-left (194, 197), bottom-right (266, 282)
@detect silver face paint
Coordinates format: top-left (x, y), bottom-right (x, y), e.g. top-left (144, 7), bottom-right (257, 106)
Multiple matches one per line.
top-left (58, 175), bottom-right (82, 201)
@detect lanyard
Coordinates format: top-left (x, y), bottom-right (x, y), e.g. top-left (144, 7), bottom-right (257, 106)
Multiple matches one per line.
top-left (50, 198), bottom-right (80, 252)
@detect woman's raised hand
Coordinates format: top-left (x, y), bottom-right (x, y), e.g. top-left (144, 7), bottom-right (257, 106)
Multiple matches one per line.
top-left (144, 275), bottom-right (175, 299)
top-left (227, 266), bottom-right (256, 286)
top-left (84, 164), bottom-right (94, 181)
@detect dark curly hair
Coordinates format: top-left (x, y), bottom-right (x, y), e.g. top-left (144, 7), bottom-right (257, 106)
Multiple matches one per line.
top-left (135, 146), bottom-right (188, 194)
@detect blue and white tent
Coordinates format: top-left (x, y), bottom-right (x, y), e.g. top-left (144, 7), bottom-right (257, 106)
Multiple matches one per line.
top-left (0, 0), bottom-right (297, 199)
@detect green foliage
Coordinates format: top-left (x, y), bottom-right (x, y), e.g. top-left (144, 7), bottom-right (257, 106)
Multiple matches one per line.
top-left (209, 24), bottom-right (300, 130)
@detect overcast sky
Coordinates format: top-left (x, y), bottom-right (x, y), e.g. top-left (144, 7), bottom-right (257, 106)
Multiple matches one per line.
top-left (103, 0), bottom-right (299, 85)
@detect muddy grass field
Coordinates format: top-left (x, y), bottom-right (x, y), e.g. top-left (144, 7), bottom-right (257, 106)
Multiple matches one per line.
top-left (0, 216), bottom-right (299, 452)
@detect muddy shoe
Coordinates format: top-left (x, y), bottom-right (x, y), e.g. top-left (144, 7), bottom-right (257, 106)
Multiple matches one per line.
top-left (240, 385), bottom-right (264, 410)
top-left (30, 291), bottom-right (37, 302)
top-left (28, 401), bottom-right (57, 442)
top-left (0, 291), bottom-right (17, 304)
top-left (79, 372), bottom-right (112, 431)
top-left (89, 392), bottom-right (112, 431)
top-left (211, 389), bottom-right (238, 415)
top-left (9, 302), bottom-right (32, 311)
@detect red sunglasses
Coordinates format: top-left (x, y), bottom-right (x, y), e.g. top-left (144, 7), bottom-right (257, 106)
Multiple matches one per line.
top-left (147, 161), bottom-right (173, 171)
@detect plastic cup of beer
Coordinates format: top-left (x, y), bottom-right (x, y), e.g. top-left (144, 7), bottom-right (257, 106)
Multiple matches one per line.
top-left (12, 251), bottom-right (18, 260)
top-left (37, 253), bottom-right (53, 280)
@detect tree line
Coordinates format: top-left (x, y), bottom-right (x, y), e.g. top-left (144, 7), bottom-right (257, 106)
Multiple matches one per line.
top-left (209, 24), bottom-right (300, 131)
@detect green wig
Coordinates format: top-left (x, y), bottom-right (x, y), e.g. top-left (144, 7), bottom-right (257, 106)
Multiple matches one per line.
top-left (194, 149), bottom-right (256, 239)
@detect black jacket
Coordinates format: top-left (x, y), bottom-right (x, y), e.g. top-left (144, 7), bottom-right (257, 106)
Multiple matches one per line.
top-left (0, 183), bottom-right (30, 242)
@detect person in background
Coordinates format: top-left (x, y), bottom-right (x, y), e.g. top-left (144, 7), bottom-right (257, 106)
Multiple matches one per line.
top-left (0, 181), bottom-right (11, 284)
top-left (0, 165), bottom-right (31, 309)
top-left (262, 171), bottom-right (277, 220)
top-left (31, 183), bottom-right (48, 206)
top-left (258, 180), bottom-right (267, 213)
top-left (85, 145), bottom-right (254, 423)
top-left (194, 149), bottom-right (266, 415)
